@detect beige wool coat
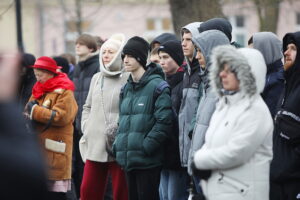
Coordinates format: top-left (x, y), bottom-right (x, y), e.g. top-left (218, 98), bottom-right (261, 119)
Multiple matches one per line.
top-left (81, 33), bottom-right (129, 162)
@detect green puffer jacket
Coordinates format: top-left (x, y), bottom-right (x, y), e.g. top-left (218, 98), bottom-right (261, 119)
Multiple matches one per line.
top-left (113, 63), bottom-right (173, 171)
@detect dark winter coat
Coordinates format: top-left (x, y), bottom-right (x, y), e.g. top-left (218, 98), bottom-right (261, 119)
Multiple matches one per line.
top-left (270, 31), bottom-right (300, 182)
top-left (113, 63), bottom-right (173, 172)
top-left (73, 54), bottom-right (99, 133)
top-left (163, 68), bottom-right (184, 170)
top-left (262, 60), bottom-right (284, 117)
top-left (0, 103), bottom-right (48, 200)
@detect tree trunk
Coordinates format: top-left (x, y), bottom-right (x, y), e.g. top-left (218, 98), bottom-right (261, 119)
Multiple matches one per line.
top-left (168, 0), bottom-right (224, 37)
top-left (252, 0), bottom-right (282, 33)
top-left (75, 0), bottom-right (82, 35)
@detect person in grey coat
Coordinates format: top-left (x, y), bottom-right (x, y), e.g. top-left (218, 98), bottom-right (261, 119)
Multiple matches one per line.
top-left (187, 30), bottom-right (230, 178)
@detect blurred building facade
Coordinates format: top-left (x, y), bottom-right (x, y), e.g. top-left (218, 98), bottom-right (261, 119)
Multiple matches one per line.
top-left (1, 0), bottom-right (300, 57)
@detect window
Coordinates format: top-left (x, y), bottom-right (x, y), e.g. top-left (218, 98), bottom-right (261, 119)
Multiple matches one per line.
top-left (146, 18), bottom-right (172, 31)
top-left (235, 15), bottom-right (245, 28)
top-left (162, 18), bottom-right (171, 30)
top-left (66, 20), bottom-right (91, 32)
top-left (146, 19), bottom-right (155, 31)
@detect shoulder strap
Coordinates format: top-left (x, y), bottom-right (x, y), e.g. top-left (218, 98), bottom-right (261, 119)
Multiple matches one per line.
top-left (154, 80), bottom-right (170, 101)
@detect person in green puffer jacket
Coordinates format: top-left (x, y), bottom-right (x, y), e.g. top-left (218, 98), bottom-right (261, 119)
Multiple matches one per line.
top-left (112, 36), bottom-right (173, 200)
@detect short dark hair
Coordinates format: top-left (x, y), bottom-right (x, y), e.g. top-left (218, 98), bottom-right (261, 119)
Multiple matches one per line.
top-left (75, 34), bottom-right (97, 52)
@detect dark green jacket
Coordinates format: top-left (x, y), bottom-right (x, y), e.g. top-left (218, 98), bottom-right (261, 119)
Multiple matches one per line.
top-left (113, 63), bottom-right (172, 171)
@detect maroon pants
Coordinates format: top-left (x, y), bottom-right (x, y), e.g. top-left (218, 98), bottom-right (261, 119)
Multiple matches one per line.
top-left (80, 160), bottom-right (128, 200)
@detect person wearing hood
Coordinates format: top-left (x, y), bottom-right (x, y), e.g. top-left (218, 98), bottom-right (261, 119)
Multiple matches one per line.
top-left (113, 36), bottom-right (172, 200)
top-left (72, 33), bottom-right (100, 197)
top-left (24, 56), bottom-right (78, 200)
top-left (198, 18), bottom-right (241, 48)
top-left (270, 31), bottom-right (300, 200)
top-left (248, 32), bottom-right (284, 117)
top-left (157, 40), bottom-right (188, 200)
top-left (192, 46), bottom-right (273, 200)
top-left (80, 33), bottom-right (129, 200)
top-left (150, 32), bottom-right (178, 50)
top-left (187, 30), bottom-right (230, 186)
top-left (178, 22), bottom-right (202, 170)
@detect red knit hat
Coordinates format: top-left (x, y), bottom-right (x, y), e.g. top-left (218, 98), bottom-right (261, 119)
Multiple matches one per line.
top-left (32, 56), bottom-right (62, 74)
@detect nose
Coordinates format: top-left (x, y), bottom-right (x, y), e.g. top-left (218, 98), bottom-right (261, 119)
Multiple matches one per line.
top-left (219, 70), bottom-right (226, 78)
top-left (284, 49), bottom-right (289, 57)
top-left (181, 40), bottom-right (186, 47)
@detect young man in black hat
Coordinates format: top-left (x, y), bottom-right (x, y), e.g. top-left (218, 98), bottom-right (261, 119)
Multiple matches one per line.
top-left (158, 40), bottom-right (189, 200)
top-left (113, 36), bottom-right (173, 200)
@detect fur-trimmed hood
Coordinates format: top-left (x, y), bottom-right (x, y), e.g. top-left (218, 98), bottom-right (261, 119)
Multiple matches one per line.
top-left (210, 45), bottom-right (266, 98)
top-left (99, 33), bottom-right (126, 76)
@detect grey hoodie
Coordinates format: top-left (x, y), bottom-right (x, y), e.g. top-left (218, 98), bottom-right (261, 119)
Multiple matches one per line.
top-left (188, 30), bottom-right (230, 175)
top-left (253, 32), bottom-right (282, 65)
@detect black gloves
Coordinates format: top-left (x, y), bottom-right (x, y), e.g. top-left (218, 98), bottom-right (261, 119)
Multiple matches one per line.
top-left (191, 161), bottom-right (212, 180)
top-left (26, 100), bottom-right (38, 115)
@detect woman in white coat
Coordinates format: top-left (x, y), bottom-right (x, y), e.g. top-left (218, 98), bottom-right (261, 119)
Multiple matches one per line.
top-left (193, 45), bottom-right (273, 200)
top-left (80, 33), bottom-right (129, 200)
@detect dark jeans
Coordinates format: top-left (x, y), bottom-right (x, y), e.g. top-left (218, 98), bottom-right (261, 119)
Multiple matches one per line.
top-left (270, 181), bottom-right (300, 200)
top-left (126, 167), bottom-right (161, 200)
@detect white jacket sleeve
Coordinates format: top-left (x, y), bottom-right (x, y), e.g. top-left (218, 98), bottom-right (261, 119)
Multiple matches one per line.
top-left (194, 106), bottom-right (273, 170)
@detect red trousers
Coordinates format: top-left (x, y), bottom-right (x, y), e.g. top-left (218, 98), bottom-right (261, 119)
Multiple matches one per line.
top-left (80, 160), bottom-right (128, 200)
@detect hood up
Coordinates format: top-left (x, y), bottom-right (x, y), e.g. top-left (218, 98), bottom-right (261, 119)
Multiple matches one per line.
top-left (99, 33), bottom-right (126, 76)
top-left (253, 32), bottom-right (282, 65)
top-left (210, 45), bottom-right (266, 98)
top-left (192, 30), bottom-right (230, 74)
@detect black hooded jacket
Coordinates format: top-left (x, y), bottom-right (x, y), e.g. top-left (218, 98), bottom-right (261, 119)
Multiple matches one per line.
top-left (270, 31), bottom-right (300, 182)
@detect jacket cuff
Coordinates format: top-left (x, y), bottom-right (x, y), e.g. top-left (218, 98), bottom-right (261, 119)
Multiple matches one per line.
top-left (30, 104), bottom-right (38, 120)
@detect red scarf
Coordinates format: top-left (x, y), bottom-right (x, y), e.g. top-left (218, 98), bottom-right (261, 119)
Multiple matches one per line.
top-left (32, 72), bottom-right (75, 99)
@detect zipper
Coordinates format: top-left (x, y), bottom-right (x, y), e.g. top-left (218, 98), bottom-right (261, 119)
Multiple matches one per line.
top-left (218, 172), bottom-right (249, 195)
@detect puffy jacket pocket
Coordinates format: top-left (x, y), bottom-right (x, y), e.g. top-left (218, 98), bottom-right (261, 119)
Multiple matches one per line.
top-left (217, 172), bottom-right (249, 196)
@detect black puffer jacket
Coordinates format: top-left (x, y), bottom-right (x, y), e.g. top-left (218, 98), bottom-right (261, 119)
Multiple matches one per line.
top-left (73, 54), bottom-right (99, 133)
top-left (270, 31), bottom-right (300, 182)
top-left (164, 68), bottom-right (184, 170)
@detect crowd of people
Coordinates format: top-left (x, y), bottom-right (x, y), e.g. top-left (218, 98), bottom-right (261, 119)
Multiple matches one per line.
top-left (0, 17), bottom-right (299, 200)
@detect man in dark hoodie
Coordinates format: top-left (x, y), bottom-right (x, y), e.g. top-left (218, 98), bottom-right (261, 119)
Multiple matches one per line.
top-left (198, 18), bottom-right (241, 48)
top-left (270, 31), bottom-right (300, 200)
top-left (248, 32), bottom-right (284, 117)
top-left (113, 36), bottom-right (172, 200)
